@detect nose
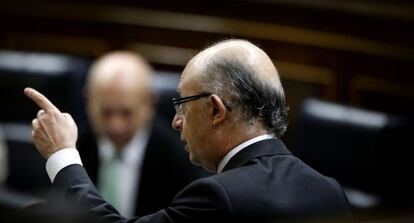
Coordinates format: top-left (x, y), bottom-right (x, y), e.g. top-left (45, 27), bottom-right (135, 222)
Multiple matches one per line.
top-left (107, 114), bottom-right (128, 135)
top-left (171, 114), bottom-right (182, 131)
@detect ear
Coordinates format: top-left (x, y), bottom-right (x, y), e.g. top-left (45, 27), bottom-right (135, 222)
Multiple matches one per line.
top-left (209, 94), bottom-right (227, 126)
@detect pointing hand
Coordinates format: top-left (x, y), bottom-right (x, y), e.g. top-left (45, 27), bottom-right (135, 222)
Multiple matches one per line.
top-left (24, 87), bottom-right (78, 159)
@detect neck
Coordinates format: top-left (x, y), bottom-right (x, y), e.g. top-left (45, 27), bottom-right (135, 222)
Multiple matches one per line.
top-left (212, 122), bottom-right (268, 172)
top-left (217, 134), bottom-right (274, 173)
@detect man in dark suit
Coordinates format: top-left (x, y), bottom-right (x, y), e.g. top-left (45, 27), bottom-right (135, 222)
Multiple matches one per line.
top-left (78, 51), bottom-right (208, 217)
top-left (26, 39), bottom-right (352, 222)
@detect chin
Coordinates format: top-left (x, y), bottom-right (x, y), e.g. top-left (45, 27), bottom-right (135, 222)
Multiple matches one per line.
top-left (112, 140), bottom-right (128, 149)
top-left (189, 155), bottom-right (214, 172)
top-left (109, 136), bottom-right (131, 146)
top-left (189, 154), bottom-right (201, 167)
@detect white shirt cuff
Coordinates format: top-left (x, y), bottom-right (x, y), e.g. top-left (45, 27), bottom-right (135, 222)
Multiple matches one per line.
top-left (46, 148), bottom-right (83, 182)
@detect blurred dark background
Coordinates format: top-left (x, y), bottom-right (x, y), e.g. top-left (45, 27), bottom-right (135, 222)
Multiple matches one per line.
top-left (0, 0), bottom-right (413, 222)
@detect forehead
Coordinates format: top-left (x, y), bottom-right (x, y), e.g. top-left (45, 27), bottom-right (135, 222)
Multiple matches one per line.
top-left (177, 66), bottom-right (201, 96)
top-left (93, 90), bottom-right (136, 106)
top-left (91, 83), bottom-right (147, 107)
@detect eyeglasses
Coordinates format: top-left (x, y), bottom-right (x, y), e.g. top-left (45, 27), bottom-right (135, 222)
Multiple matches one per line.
top-left (172, 93), bottom-right (212, 115)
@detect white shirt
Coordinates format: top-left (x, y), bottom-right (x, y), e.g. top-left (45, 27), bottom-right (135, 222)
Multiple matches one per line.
top-left (97, 128), bottom-right (149, 217)
top-left (46, 128), bottom-right (150, 218)
top-left (217, 134), bottom-right (274, 173)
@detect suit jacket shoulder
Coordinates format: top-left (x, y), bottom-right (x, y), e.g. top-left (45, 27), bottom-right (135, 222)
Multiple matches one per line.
top-left (169, 138), bottom-right (352, 222)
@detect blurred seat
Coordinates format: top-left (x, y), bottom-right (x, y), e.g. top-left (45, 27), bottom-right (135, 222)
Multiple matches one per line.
top-left (0, 123), bottom-right (47, 213)
top-left (293, 98), bottom-right (414, 220)
top-left (0, 50), bottom-right (90, 125)
top-left (1, 123), bottom-right (49, 195)
top-left (0, 50), bottom-right (91, 211)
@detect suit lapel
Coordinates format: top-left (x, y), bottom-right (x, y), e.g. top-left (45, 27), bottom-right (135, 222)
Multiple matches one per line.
top-left (78, 129), bottom-right (100, 184)
top-left (135, 129), bottom-right (154, 215)
top-left (222, 138), bottom-right (291, 172)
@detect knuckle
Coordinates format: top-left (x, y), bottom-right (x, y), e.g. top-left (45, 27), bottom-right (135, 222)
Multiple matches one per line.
top-left (37, 109), bottom-right (44, 117)
top-left (32, 130), bottom-right (39, 138)
top-left (37, 115), bottom-right (45, 122)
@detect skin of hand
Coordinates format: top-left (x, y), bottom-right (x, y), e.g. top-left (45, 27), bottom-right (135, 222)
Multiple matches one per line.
top-left (24, 87), bottom-right (78, 159)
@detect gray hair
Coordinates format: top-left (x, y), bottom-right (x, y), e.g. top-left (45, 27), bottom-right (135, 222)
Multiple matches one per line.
top-left (198, 45), bottom-right (289, 137)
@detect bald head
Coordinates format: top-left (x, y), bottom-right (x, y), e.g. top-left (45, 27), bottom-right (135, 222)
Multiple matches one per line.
top-left (172, 39), bottom-right (288, 171)
top-left (87, 51), bottom-right (151, 93)
top-left (184, 40), bottom-right (280, 88)
top-left (181, 39), bottom-right (288, 137)
top-left (86, 51), bottom-right (154, 149)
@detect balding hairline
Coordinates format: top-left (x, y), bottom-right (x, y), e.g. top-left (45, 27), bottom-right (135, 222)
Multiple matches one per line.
top-left (86, 51), bottom-right (152, 92)
top-left (192, 40), bottom-right (252, 70)
top-left (194, 39), bottom-right (280, 88)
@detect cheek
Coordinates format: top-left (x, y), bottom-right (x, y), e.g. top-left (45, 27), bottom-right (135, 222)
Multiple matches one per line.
top-left (136, 106), bottom-right (153, 125)
top-left (88, 107), bottom-right (101, 125)
top-left (127, 115), bottom-right (142, 133)
top-left (185, 116), bottom-right (209, 147)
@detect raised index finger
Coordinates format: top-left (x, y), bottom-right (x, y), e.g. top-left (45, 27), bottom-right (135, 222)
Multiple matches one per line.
top-left (24, 87), bottom-right (61, 113)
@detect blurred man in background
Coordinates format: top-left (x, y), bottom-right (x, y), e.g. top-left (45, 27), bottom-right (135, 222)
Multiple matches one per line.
top-left (77, 51), bottom-right (208, 217)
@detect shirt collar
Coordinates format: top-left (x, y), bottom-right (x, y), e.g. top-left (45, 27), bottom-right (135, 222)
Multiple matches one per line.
top-left (217, 134), bottom-right (274, 173)
top-left (98, 127), bottom-right (150, 165)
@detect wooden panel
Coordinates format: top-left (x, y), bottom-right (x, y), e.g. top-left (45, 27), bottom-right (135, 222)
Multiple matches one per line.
top-left (0, 2), bottom-right (413, 61)
top-left (277, 61), bottom-right (336, 100)
top-left (2, 32), bottom-right (110, 57)
top-left (350, 75), bottom-right (414, 114)
top-left (0, 1), bottom-right (410, 121)
top-left (128, 43), bottom-right (196, 66)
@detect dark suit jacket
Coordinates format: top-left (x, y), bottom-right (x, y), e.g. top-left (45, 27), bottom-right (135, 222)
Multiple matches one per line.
top-left (49, 138), bottom-right (352, 222)
top-left (77, 117), bottom-right (209, 216)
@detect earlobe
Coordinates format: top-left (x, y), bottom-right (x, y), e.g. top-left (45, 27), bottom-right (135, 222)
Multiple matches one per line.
top-left (209, 95), bottom-right (226, 125)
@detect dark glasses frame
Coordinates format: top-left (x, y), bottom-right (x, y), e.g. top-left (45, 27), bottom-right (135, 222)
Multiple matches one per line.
top-left (172, 93), bottom-right (212, 114)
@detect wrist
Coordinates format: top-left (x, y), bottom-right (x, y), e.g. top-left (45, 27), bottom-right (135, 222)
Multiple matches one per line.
top-left (46, 148), bottom-right (82, 182)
